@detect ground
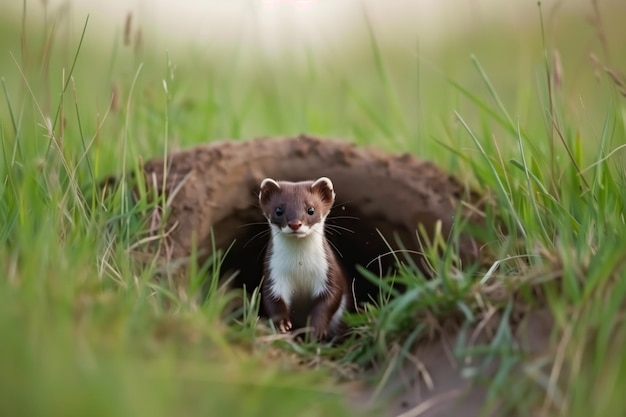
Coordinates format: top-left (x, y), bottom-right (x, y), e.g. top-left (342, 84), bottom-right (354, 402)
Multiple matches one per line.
top-left (1, 1), bottom-right (626, 416)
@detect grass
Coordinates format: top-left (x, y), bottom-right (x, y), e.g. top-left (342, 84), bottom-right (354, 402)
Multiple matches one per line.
top-left (1, 1), bottom-right (626, 416)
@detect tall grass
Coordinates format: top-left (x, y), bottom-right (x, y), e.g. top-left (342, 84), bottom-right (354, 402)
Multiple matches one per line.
top-left (1, 1), bottom-right (626, 416)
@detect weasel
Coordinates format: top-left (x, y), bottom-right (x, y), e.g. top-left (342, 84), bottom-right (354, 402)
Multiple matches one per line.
top-left (258, 176), bottom-right (349, 341)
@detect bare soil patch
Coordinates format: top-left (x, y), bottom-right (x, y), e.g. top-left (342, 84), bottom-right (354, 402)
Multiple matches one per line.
top-left (352, 309), bottom-right (553, 417)
top-left (115, 135), bottom-right (553, 414)
top-left (135, 135), bottom-right (484, 306)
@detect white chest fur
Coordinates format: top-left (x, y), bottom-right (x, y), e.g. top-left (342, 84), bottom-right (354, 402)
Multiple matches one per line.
top-left (267, 222), bottom-right (330, 305)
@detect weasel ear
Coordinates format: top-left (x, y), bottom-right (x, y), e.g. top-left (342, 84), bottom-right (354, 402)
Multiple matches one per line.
top-left (311, 177), bottom-right (336, 204)
top-left (259, 178), bottom-right (281, 203)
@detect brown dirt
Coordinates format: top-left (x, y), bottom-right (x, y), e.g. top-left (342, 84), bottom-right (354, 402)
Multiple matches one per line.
top-left (123, 134), bottom-right (552, 415)
top-left (348, 310), bottom-right (553, 417)
top-left (136, 134), bottom-right (485, 306)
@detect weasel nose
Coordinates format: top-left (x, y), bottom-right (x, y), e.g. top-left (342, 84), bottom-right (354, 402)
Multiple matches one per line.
top-left (288, 220), bottom-right (302, 231)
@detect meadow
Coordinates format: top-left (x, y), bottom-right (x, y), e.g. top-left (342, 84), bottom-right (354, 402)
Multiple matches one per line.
top-left (1, 1), bottom-right (626, 416)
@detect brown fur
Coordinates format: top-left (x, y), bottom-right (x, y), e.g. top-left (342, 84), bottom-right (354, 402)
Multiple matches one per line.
top-left (259, 178), bottom-right (351, 341)
top-left (259, 179), bottom-right (333, 231)
top-left (135, 135), bottom-right (484, 313)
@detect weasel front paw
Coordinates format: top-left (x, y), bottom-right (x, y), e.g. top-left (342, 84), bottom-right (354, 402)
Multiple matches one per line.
top-left (312, 323), bottom-right (329, 341)
top-left (314, 329), bottom-right (328, 341)
top-left (277, 319), bottom-right (292, 333)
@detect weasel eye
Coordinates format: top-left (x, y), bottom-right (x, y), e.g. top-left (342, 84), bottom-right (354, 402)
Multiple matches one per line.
top-left (274, 207), bottom-right (283, 216)
top-left (306, 207), bottom-right (315, 215)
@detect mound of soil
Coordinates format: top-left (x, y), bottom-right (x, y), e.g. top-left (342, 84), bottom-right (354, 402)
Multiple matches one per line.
top-left (136, 134), bottom-right (484, 305)
top-left (349, 309), bottom-right (553, 417)
top-left (127, 135), bottom-right (548, 416)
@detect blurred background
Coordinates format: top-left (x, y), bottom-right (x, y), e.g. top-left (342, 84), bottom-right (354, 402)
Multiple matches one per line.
top-left (1, 3), bottom-right (626, 416)
top-left (0, 0), bottom-right (625, 169)
top-left (0, 0), bottom-right (606, 53)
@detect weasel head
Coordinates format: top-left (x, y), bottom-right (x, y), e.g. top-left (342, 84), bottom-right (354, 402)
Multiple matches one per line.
top-left (258, 177), bottom-right (336, 238)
